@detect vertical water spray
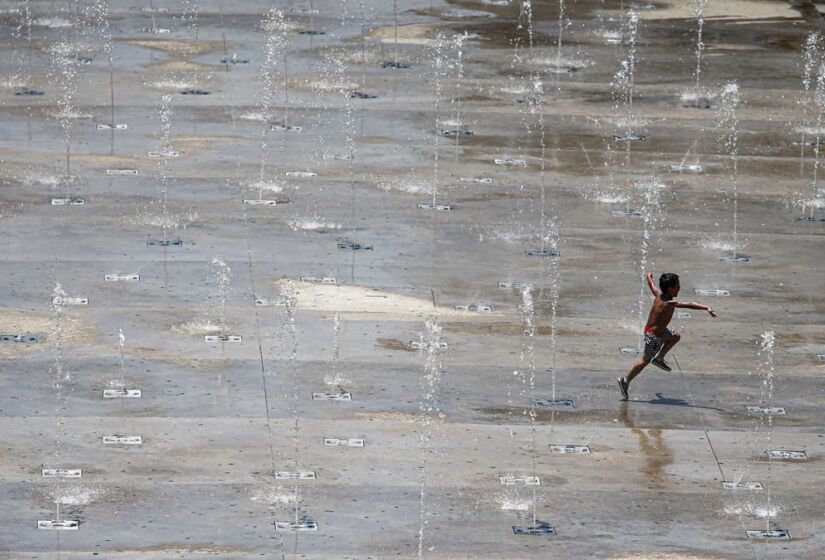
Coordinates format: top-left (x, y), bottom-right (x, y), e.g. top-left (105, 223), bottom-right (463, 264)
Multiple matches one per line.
top-left (50, 282), bottom-right (70, 523)
top-left (256, 9), bottom-right (289, 192)
top-left (417, 317), bottom-right (445, 560)
top-left (799, 33), bottom-right (823, 174)
top-left (716, 83), bottom-right (742, 260)
top-left (209, 256), bottom-right (233, 330)
top-left (155, 94), bottom-right (175, 243)
top-left (430, 33), bottom-right (448, 206)
top-left (518, 287), bottom-right (540, 526)
top-left (612, 9), bottom-right (640, 171)
top-left (757, 330), bottom-right (776, 533)
top-left (803, 63), bottom-right (825, 219)
top-left (635, 177), bottom-right (664, 339)
top-left (692, 0), bottom-right (708, 97)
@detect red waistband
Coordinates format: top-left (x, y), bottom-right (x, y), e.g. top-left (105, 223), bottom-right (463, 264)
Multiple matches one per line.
top-left (645, 326), bottom-right (657, 334)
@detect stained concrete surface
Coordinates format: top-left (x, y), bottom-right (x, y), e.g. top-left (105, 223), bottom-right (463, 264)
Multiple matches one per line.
top-left (1, 0), bottom-right (824, 559)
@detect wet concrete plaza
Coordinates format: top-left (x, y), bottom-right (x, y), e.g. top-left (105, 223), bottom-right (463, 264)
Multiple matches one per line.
top-left (1, 0), bottom-right (824, 559)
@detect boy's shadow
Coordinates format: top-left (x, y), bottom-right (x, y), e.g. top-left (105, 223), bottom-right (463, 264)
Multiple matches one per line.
top-left (639, 392), bottom-right (724, 413)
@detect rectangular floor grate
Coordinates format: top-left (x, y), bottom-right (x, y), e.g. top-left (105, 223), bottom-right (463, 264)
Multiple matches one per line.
top-left (695, 289), bottom-right (730, 296)
top-left (550, 445), bottom-right (590, 454)
top-left (722, 481), bottom-right (763, 490)
top-left (275, 471), bottom-right (317, 480)
top-left (102, 435), bottom-right (142, 445)
top-left (105, 169), bottom-right (138, 176)
top-left (746, 406), bottom-right (785, 415)
top-left (205, 335), bottom-right (242, 343)
top-left (534, 398), bottom-right (575, 409)
top-left (499, 475), bottom-right (540, 486)
top-left (51, 198), bottom-right (85, 205)
top-left (611, 210), bottom-right (644, 218)
top-left (103, 389), bottom-right (141, 398)
top-left (37, 520), bottom-right (79, 530)
top-left (746, 529), bottom-right (789, 540)
top-left (275, 521), bottom-right (317, 532)
top-left (312, 392), bottom-right (352, 401)
top-left (513, 524), bottom-right (555, 535)
top-left (105, 274), bottom-right (139, 282)
top-left (1, 334), bottom-right (41, 343)
top-left (323, 438), bottom-right (364, 448)
top-left (42, 468), bottom-right (82, 478)
top-left (766, 450), bottom-right (806, 460)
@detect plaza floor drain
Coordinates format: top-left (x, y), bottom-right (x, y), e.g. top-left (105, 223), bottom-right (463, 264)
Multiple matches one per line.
top-left (1, 334), bottom-right (41, 343)
top-left (719, 254), bottom-right (751, 263)
top-left (441, 129), bottom-right (473, 137)
top-left (409, 340), bottom-right (448, 350)
top-left (495, 157), bottom-right (526, 166)
top-left (381, 61), bottom-right (411, 69)
top-left (271, 124), bottom-right (303, 132)
top-left (16, 89), bottom-right (44, 96)
top-left (205, 335), bottom-right (242, 343)
top-left (746, 529), bottom-right (789, 540)
top-left (103, 389), bottom-right (141, 398)
top-left (499, 475), bottom-right (540, 486)
top-left (298, 30), bottom-right (325, 35)
top-left (323, 437), bottom-right (364, 447)
top-left (300, 276), bottom-right (337, 284)
top-left (722, 481), bottom-right (763, 490)
top-left (455, 304), bottom-right (493, 313)
top-left (694, 289), bottom-right (729, 296)
top-left (682, 99), bottom-right (712, 109)
top-left (148, 150), bottom-right (180, 158)
top-left (37, 520), bottom-right (78, 530)
top-left (611, 210), bottom-right (644, 218)
top-left (51, 197), bottom-right (85, 205)
top-left (766, 450), bottom-right (806, 460)
top-left (147, 239), bottom-right (182, 246)
top-left (180, 89), bottom-right (210, 95)
top-left (670, 164), bottom-right (703, 172)
top-left (525, 249), bottom-right (559, 257)
top-left (105, 169), bottom-right (138, 176)
top-left (105, 274), bottom-right (139, 282)
top-left (550, 445), bottom-right (590, 454)
top-left (255, 297), bottom-right (286, 307)
top-left (620, 347), bottom-right (640, 355)
top-left (817, 354), bottom-right (825, 361)
top-left (746, 406), bottom-right (785, 416)
top-left (103, 435), bottom-right (142, 445)
top-left (52, 296), bottom-right (87, 305)
top-left (276, 521), bottom-right (318, 532)
top-left (790, 139), bottom-right (825, 147)
top-left (499, 281), bottom-right (531, 289)
top-left (460, 176), bottom-right (493, 183)
top-left (97, 123), bottom-right (127, 130)
top-left (275, 471), bottom-right (316, 480)
top-left (515, 98), bottom-right (544, 105)
top-left (676, 311), bottom-right (692, 319)
top-left (312, 392), bottom-right (352, 401)
top-left (338, 239), bottom-right (373, 251)
top-left (286, 171), bottom-right (317, 177)
top-left (513, 524), bottom-right (555, 535)
top-left (795, 215), bottom-right (825, 222)
top-left (42, 468), bottom-right (82, 478)
top-left (534, 398), bottom-right (574, 409)
top-left (350, 91), bottom-right (377, 99)
top-left (417, 203), bottom-right (454, 211)
top-left (243, 199), bottom-right (280, 206)
top-left (613, 134), bottom-right (646, 142)
top-left (221, 56), bottom-right (249, 64)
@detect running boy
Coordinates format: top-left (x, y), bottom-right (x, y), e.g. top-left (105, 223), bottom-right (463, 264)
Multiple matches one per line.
top-left (617, 272), bottom-right (718, 400)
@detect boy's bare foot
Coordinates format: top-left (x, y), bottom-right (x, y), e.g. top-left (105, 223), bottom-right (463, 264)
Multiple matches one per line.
top-left (651, 357), bottom-right (672, 372)
top-left (617, 377), bottom-right (629, 401)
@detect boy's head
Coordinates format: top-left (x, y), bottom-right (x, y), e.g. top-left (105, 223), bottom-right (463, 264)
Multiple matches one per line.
top-left (659, 273), bottom-right (680, 299)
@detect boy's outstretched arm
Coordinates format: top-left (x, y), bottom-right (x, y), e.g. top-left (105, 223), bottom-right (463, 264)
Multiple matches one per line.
top-left (646, 272), bottom-right (661, 297)
top-left (674, 301), bottom-right (719, 317)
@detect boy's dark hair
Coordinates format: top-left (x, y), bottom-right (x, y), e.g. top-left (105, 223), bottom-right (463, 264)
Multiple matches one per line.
top-left (659, 273), bottom-right (680, 293)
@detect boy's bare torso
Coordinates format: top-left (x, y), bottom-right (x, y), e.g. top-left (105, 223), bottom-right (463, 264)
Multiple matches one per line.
top-left (646, 297), bottom-right (675, 335)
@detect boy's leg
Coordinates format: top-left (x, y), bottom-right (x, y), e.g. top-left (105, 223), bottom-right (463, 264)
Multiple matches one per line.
top-left (625, 357), bottom-right (649, 383)
top-left (656, 331), bottom-right (681, 359)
